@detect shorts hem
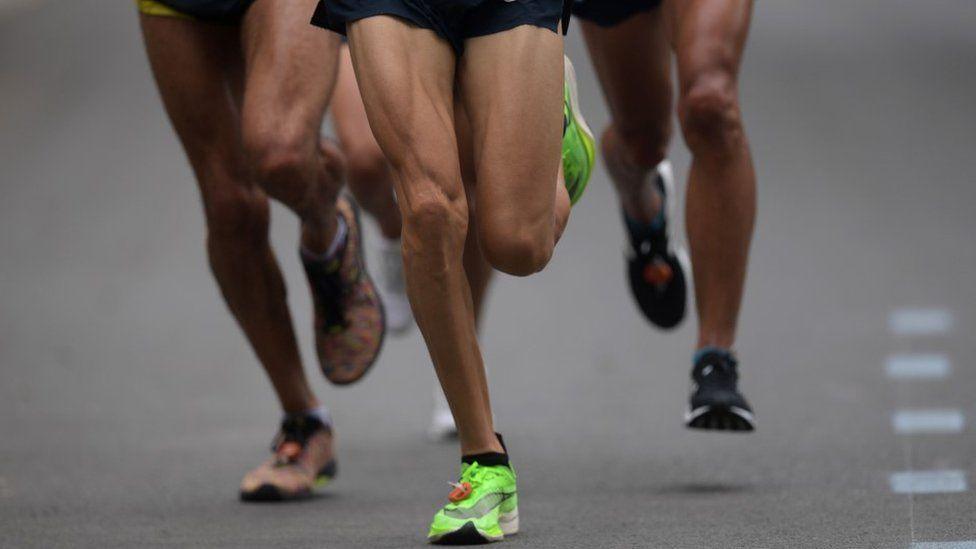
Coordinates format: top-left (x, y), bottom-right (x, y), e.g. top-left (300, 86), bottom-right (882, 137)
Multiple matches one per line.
top-left (313, 4), bottom-right (463, 51)
top-left (464, 19), bottom-right (560, 42)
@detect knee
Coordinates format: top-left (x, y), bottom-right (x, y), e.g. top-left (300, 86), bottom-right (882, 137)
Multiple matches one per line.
top-left (242, 122), bottom-right (309, 187)
top-left (479, 218), bottom-right (553, 277)
top-left (399, 178), bottom-right (468, 257)
top-left (678, 70), bottom-right (744, 154)
top-left (203, 184), bottom-right (269, 243)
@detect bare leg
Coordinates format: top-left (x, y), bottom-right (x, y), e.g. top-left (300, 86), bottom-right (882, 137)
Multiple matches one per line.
top-left (332, 44), bottom-right (402, 240)
top-left (580, 11), bottom-right (673, 224)
top-left (347, 17), bottom-right (500, 455)
top-left (139, 14), bottom-right (316, 414)
top-left (239, 0), bottom-right (344, 255)
top-left (455, 99), bottom-right (494, 324)
top-left (670, 0), bottom-right (756, 349)
top-left (429, 103), bottom-right (494, 439)
top-left (459, 26), bottom-right (566, 277)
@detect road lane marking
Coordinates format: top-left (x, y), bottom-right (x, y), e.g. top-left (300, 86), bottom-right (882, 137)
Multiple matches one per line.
top-left (889, 308), bottom-right (953, 336)
top-left (890, 470), bottom-right (968, 494)
top-left (893, 410), bottom-right (965, 434)
top-left (886, 354), bottom-right (950, 379)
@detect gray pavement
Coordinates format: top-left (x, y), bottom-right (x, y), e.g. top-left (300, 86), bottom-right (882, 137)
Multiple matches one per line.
top-left (2, 1), bottom-right (975, 547)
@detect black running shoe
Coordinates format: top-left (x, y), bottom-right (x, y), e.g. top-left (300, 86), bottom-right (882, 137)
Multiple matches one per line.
top-left (685, 349), bottom-right (755, 431)
top-left (624, 160), bottom-right (688, 330)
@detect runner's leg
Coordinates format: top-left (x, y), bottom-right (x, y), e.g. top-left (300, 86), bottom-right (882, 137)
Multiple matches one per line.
top-left (670, 0), bottom-right (756, 349)
top-left (580, 11), bottom-right (672, 224)
top-left (347, 16), bottom-right (501, 455)
top-left (242, 0), bottom-right (385, 386)
top-left (458, 26), bottom-right (567, 277)
top-left (429, 102), bottom-right (494, 439)
top-left (240, 0), bottom-right (343, 255)
top-left (139, 14), bottom-right (317, 414)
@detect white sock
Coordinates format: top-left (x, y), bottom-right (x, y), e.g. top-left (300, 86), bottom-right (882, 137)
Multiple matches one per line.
top-left (288, 405), bottom-right (332, 428)
top-left (324, 215), bottom-right (348, 260)
top-left (302, 215), bottom-right (347, 262)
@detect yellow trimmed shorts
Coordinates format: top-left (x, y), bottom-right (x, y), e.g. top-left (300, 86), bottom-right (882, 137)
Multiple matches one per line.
top-left (136, 0), bottom-right (194, 19)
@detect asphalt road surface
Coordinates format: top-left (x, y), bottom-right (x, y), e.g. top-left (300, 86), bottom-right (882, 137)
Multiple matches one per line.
top-left (2, 1), bottom-right (975, 547)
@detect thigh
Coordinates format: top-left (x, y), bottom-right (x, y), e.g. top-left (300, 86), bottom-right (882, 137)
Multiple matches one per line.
top-left (458, 25), bottom-right (563, 230)
top-left (580, 9), bottom-right (672, 133)
top-left (139, 13), bottom-right (250, 199)
top-left (240, 0), bottom-right (341, 141)
top-left (345, 16), bottom-right (461, 199)
top-left (667, 0), bottom-right (753, 89)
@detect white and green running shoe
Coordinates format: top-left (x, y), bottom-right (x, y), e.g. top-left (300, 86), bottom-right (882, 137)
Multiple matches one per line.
top-left (427, 461), bottom-right (518, 544)
top-left (562, 54), bottom-right (596, 206)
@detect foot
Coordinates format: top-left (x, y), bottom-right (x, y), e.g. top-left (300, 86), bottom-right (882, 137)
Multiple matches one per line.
top-left (427, 461), bottom-right (518, 544)
top-left (624, 160), bottom-right (689, 329)
top-left (301, 196), bottom-right (386, 385)
top-left (685, 348), bottom-right (755, 432)
top-left (378, 237), bottom-right (414, 335)
top-left (240, 414), bottom-right (337, 502)
top-left (428, 387), bottom-right (458, 441)
top-left (562, 55), bottom-right (596, 206)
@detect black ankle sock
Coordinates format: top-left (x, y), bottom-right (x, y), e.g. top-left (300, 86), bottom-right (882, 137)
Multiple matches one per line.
top-left (462, 433), bottom-right (509, 467)
top-left (462, 452), bottom-right (509, 468)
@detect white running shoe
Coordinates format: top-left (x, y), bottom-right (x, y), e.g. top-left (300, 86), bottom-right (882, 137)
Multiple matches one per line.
top-left (378, 237), bottom-right (414, 334)
top-left (428, 385), bottom-right (458, 440)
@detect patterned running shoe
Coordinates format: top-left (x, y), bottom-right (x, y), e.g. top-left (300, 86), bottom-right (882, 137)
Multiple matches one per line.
top-left (562, 55), bottom-right (596, 205)
top-left (624, 160), bottom-right (690, 330)
top-left (428, 461), bottom-right (518, 544)
top-left (240, 414), bottom-right (337, 502)
top-left (301, 196), bottom-right (385, 385)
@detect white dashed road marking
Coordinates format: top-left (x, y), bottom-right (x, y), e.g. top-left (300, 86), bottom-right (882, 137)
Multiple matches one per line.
top-left (890, 470), bottom-right (968, 494)
top-left (886, 354), bottom-right (951, 379)
top-left (889, 308), bottom-right (953, 336)
top-left (893, 410), bottom-right (965, 435)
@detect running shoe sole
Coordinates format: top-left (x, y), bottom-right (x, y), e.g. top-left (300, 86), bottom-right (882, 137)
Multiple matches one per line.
top-left (563, 55), bottom-right (595, 205)
top-left (685, 405), bottom-right (755, 432)
top-left (239, 460), bottom-right (338, 502)
top-left (428, 510), bottom-right (518, 545)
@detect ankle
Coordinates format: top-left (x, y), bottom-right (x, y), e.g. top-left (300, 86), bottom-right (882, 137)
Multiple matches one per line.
top-left (281, 395), bottom-right (320, 417)
top-left (696, 334), bottom-right (735, 353)
top-left (459, 431), bottom-right (505, 456)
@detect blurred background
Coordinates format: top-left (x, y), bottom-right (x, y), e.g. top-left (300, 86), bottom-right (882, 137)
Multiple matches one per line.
top-left (1, 0), bottom-right (974, 547)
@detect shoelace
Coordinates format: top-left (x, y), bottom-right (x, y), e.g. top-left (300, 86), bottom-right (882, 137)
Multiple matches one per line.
top-left (446, 463), bottom-right (497, 503)
top-left (270, 417), bottom-right (317, 465)
top-left (696, 358), bottom-right (739, 387)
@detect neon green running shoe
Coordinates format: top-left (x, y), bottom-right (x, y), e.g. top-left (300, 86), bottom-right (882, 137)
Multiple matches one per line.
top-left (427, 461), bottom-right (518, 544)
top-left (562, 54), bottom-right (596, 206)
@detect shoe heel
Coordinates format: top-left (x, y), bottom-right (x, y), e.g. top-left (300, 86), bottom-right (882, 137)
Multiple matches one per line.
top-left (499, 508), bottom-right (519, 536)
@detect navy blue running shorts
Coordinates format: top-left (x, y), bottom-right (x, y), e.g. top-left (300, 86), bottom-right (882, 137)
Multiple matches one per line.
top-left (571, 0), bottom-right (662, 28)
top-left (311, 0), bottom-right (566, 55)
